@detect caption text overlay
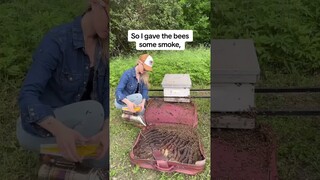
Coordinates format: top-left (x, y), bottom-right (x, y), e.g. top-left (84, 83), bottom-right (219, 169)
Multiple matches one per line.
top-left (128, 30), bottom-right (193, 50)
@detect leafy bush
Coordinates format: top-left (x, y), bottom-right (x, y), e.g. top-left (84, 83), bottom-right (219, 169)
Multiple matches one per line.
top-left (0, 0), bottom-right (210, 78)
top-left (180, 0), bottom-right (210, 45)
top-left (211, 0), bottom-right (320, 74)
top-left (110, 0), bottom-right (210, 56)
top-left (110, 46), bottom-right (210, 88)
top-left (110, 0), bottom-right (184, 56)
top-left (0, 0), bottom-right (85, 78)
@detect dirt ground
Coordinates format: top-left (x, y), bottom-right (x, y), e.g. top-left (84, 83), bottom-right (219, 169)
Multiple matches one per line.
top-left (211, 124), bottom-right (278, 179)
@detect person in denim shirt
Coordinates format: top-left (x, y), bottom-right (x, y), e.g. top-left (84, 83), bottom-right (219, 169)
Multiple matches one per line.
top-left (115, 54), bottom-right (153, 116)
top-left (16, 0), bottom-right (109, 168)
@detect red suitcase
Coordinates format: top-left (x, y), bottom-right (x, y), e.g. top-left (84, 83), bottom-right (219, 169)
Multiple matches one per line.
top-left (129, 99), bottom-right (206, 175)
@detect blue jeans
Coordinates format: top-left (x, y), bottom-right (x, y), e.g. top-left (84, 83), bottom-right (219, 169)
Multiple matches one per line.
top-left (16, 100), bottom-right (108, 168)
top-left (115, 93), bottom-right (145, 115)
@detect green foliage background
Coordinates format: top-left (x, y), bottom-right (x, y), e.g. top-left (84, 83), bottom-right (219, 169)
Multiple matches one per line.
top-left (0, 1), bottom-right (210, 179)
top-left (109, 49), bottom-right (211, 179)
top-left (110, 47), bottom-right (210, 88)
top-left (0, 0), bottom-right (87, 77)
top-left (211, 1), bottom-right (320, 179)
top-left (110, 0), bottom-right (210, 56)
top-left (211, 0), bottom-right (320, 74)
top-left (0, 0), bottom-right (210, 78)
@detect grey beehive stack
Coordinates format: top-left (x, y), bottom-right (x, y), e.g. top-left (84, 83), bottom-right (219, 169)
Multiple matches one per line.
top-left (161, 74), bottom-right (192, 103)
top-left (211, 39), bottom-right (260, 129)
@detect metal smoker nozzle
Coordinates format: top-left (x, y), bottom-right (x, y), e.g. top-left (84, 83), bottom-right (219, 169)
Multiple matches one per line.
top-left (135, 115), bottom-right (147, 126)
top-left (121, 114), bottom-right (147, 126)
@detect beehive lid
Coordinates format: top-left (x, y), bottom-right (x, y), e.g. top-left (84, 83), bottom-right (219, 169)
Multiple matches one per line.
top-left (161, 74), bottom-right (192, 88)
top-left (212, 39), bottom-right (260, 83)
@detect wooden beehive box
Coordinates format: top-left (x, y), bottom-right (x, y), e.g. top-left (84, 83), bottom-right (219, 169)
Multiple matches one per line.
top-left (211, 39), bottom-right (260, 129)
top-left (161, 74), bottom-right (192, 103)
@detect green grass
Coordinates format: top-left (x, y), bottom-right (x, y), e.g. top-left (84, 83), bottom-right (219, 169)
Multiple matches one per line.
top-left (110, 49), bottom-right (211, 179)
top-left (1, 55), bottom-right (320, 179)
top-left (110, 46), bottom-right (210, 88)
top-left (0, 0), bottom-right (86, 77)
top-left (0, 1), bottom-right (86, 179)
top-left (1, 0), bottom-right (320, 178)
top-left (109, 92), bottom-right (211, 180)
top-left (255, 73), bottom-right (320, 179)
top-left (257, 117), bottom-right (320, 179)
top-left (211, 1), bottom-right (320, 177)
top-left (0, 75), bottom-right (39, 179)
top-left (212, 0), bottom-right (320, 74)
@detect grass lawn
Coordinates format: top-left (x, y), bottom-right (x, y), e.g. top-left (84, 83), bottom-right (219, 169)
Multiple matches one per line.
top-left (255, 73), bottom-right (320, 179)
top-left (0, 75), bottom-right (39, 179)
top-left (0, 46), bottom-right (319, 179)
top-left (109, 48), bottom-right (211, 179)
top-left (0, 39), bottom-right (320, 180)
top-left (109, 91), bottom-right (211, 180)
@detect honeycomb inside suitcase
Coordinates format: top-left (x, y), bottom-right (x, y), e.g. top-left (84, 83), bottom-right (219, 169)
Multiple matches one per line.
top-left (133, 124), bottom-right (204, 164)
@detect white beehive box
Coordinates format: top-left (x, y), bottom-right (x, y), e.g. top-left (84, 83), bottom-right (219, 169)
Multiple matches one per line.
top-left (211, 39), bottom-right (260, 112)
top-left (161, 74), bottom-right (192, 102)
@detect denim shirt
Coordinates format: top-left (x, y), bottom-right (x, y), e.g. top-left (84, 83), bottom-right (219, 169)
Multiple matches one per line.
top-left (18, 16), bottom-right (109, 137)
top-left (115, 67), bottom-right (148, 104)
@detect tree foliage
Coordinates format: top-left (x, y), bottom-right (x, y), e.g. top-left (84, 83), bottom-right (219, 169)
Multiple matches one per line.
top-left (0, 0), bottom-right (210, 77)
top-left (211, 0), bottom-right (320, 74)
top-left (180, 0), bottom-right (210, 45)
top-left (110, 0), bottom-right (184, 56)
top-left (110, 0), bottom-right (210, 56)
top-left (0, 0), bottom-right (85, 78)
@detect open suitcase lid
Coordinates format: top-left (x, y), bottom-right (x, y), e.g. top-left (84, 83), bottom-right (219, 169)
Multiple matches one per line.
top-left (144, 98), bottom-right (198, 128)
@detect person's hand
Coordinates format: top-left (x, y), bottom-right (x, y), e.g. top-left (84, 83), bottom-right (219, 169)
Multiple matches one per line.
top-left (126, 101), bottom-right (136, 113)
top-left (54, 126), bottom-right (88, 162)
top-left (138, 101), bottom-right (145, 112)
top-left (87, 129), bottom-right (108, 160)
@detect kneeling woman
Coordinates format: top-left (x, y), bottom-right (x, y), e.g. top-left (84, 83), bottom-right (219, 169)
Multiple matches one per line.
top-left (115, 54), bottom-right (153, 122)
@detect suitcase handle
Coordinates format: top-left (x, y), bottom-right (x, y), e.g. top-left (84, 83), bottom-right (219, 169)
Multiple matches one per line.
top-left (155, 160), bottom-right (175, 172)
top-left (153, 150), bottom-right (175, 172)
